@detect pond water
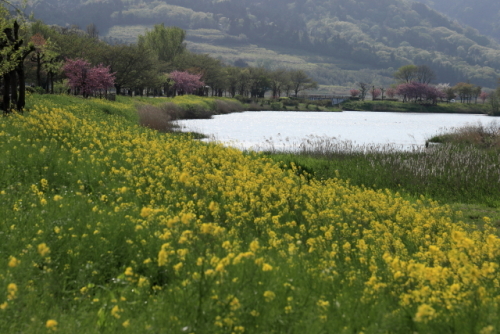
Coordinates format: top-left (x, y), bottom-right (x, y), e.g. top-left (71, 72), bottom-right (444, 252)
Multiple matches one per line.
top-left (174, 111), bottom-right (491, 151)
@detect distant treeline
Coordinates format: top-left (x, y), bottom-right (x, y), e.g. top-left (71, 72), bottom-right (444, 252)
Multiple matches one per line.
top-left (2, 16), bottom-right (317, 107)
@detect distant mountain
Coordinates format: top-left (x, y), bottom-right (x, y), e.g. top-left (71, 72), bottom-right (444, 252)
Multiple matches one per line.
top-left (22, 0), bottom-right (500, 88)
top-left (414, 0), bottom-right (500, 42)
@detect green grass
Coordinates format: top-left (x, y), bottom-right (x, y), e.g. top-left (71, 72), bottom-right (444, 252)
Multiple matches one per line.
top-left (342, 100), bottom-right (492, 114)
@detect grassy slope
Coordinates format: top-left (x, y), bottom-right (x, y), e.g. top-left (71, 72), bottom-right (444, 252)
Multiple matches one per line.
top-left (2, 94), bottom-right (500, 332)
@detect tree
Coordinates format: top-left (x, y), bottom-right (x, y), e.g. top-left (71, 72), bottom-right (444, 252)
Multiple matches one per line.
top-left (357, 82), bottom-right (369, 101)
top-left (29, 33), bottom-right (61, 91)
top-left (371, 87), bottom-right (381, 100)
top-left (489, 91), bottom-right (500, 115)
top-left (480, 92), bottom-right (488, 104)
top-left (386, 88), bottom-right (396, 99)
top-left (174, 53), bottom-right (224, 97)
top-left (225, 66), bottom-right (241, 98)
top-left (472, 85), bottom-right (482, 104)
top-left (416, 64), bottom-right (436, 84)
top-left (350, 89), bottom-right (360, 97)
top-left (97, 43), bottom-right (162, 95)
top-left (269, 68), bottom-right (288, 98)
top-left (395, 82), bottom-right (445, 104)
top-left (0, 17), bottom-right (35, 113)
top-left (248, 67), bottom-right (270, 98)
top-left (169, 71), bottom-right (204, 95)
top-left (453, 82), bottom-right (475, 103)
top-left (394, 65), bottom-right (418, 83)
top-left (63, 58), bottom-right (114, 97)
top-left (289, 70), bottom-right (317, 97)
top-left (138, 24), bottom-right (186, 66)
top-left (86, 23), bottom-right (99, 39)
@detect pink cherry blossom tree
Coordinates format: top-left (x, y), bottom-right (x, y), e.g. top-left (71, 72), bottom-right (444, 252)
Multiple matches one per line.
top-left (386, 88), bottom-right (396, 99)
top-left (480, 92), bottom-right (488, 104)
top-left (169, 71), bottom-right (204, 95)
top-left (350, 89), bottom-right (360, 97)
top-left (396, 82), bottom-right (445, 104)
top-left (63, 58), bottom-right (115, 97)
top-left (371, 88), bottom-right (381, 100)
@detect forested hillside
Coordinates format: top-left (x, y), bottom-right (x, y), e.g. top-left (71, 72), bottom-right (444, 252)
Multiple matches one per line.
top-left (415, 0), bottom-right (500, 42)
top-left (20, 0), bottom-right (500, 87)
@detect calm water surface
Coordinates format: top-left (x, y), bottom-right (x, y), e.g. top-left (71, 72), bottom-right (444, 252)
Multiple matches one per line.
top-left (175, 111), bottom-right (490, 150)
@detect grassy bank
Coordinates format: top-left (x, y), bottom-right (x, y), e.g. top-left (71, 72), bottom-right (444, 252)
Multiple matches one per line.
top-left (2, 94), bottom-right (500, 333)
top-left (247, 98), bottom-right (341, 112)
top-left (264, 125), bottom-right (500, 226)
top-left (342, 100), bottom-right (492, 114)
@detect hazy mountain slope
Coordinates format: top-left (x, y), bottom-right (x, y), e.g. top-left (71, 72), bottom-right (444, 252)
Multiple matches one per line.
top-left (414, 0), bottom-right (500, 41)
top-left (22, 0), bottom-right (500, 87)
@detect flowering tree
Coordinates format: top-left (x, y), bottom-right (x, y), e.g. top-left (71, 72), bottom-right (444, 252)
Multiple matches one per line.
top-left (63, 58), bottom-right (115, 97)
top-left (169, 71), bottom-right (204, 95)
top-left (480, 92), bottom-right (488, 104)
top-left (371, 88), bottom-right (381, 100)
top-left (396, 82), bottom-right (445, 104)
top-left (90, 64), bottom-right (115, 96)
top-left (386, 88), bottom-right (396, 99)
top-left (30, 34), bottom-right (61, 93)
top-left (350, 89), bottom-right (360, 97)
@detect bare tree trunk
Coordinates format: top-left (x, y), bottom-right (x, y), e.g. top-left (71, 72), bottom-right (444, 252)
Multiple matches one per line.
top-left (16, 65), bottom-right (26, 112)
top-left (10, 71), bottom-right (19, 109)
top-left (3, 73), bottom-right (11, 113)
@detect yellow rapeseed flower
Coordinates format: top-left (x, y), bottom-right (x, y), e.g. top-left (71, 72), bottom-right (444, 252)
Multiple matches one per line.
top-left (262, 263), bottom-right (273, 271)
top-left (263, 290), bottom-right (276, 302)
top-left (8, 256), bottom-right (20, 268)
top-left (111, 305), bottom-right (122, 319)
top-left (37, 243), bottom-right (50, 257)
top-left (46, 319), bottom-right (58, 331)
top-left (7, 283), bottom-right (17, 300)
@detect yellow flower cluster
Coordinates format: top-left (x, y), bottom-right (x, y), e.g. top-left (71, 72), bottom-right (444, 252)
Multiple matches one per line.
top-left (1, 99), bottom-right (500, 332)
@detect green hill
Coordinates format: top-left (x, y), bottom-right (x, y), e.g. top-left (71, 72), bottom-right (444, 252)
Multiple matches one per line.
top-left (415, 0), bottom-right (500, 42)
top-left (22, 0), bottom-right (500, 88)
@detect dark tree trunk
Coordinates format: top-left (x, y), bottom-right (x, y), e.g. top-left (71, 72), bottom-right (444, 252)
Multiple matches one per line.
top-left (50, 72), bottom-right (54, 94)
top-left (16, 65), bottom-right (27, 111)
top-left (36, 54), bottom-right (42, 87)
top-left (3, 73), bottom-right (11, 114)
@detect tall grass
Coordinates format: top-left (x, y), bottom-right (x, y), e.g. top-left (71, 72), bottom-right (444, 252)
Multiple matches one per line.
top-left (263, 134), bottom-right (500, 206)
top-left (136, 97), bottom-right (245, 132)
top-left (428, 121), bottom-right (500, 149)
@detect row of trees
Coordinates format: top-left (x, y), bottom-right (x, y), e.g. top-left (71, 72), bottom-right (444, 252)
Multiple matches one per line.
top-left (0, 6), bottom-right (320, 113)
top-left (350, 65), bottom-right (490, 105)
top-left (27, 21), bottom-right (318, 99)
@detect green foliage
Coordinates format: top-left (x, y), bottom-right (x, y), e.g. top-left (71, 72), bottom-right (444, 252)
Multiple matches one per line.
top-left (138, 24), bottom-right (186, 64)
top-left (341, 100), bottom-right (491, 113)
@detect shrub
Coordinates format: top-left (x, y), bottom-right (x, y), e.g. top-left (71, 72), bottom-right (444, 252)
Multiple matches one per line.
top-left (159, 102), bottom-right (185, 120)
top-left (182, 104), bottom-right (213, 119)
top-left (270, 102), bottom-right (282, 110)
top-left (247, 102), bottom-right (262, 111)
top-left (214, 100), bottom-right (244, 114)
top-left (137, 104), bottom-right (175, 132)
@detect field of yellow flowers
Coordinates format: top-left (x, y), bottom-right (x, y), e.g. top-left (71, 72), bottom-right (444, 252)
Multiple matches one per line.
top-left (1, 95), bottom-right (500, 333)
